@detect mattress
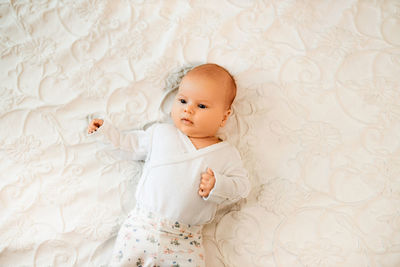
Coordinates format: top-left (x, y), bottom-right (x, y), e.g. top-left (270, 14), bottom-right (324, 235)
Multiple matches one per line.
top-left (1, 0), bottom-right (399, 266)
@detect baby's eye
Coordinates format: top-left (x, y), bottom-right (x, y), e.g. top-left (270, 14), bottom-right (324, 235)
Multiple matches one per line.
top-left (179, 99), bottom-right (187, 104)
top-left (198, 104), bottom-right (207, 109)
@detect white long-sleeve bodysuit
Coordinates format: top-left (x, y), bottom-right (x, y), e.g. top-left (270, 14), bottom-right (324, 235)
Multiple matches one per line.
top-left (97, 121), bottom-right (250, 226)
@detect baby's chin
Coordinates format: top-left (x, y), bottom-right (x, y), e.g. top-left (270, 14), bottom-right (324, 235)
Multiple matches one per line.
top-left (175, 125), bottom-right (196, 137)
top-left (172, 120), bottom-right (218, 139)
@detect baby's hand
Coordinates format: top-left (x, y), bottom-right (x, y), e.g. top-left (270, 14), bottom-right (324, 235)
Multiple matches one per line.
top-left (88, 118), bottom-right (104, 134)
top-left (198, 168), bottom-right (216, 198)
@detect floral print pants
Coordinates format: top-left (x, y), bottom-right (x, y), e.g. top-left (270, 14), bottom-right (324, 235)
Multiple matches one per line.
top-left (109, 205), bottom-right (206, 267)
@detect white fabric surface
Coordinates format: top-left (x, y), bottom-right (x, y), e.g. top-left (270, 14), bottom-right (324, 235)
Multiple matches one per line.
top-left (95, 121), bottom-right (250, 226)
top-left (1, 0), bottom-right (400, 266)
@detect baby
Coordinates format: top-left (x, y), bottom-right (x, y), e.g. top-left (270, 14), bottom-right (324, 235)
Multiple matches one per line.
top-left (88, 63), bottom-right (250, 267)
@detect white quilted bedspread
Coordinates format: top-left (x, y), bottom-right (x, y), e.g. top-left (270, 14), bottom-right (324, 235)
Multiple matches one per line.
top-left (1, 0), bottom-right (400, 266)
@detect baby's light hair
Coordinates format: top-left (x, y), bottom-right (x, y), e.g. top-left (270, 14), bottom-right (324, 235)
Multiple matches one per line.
top-left (186, 63), bottom-right (237, 109)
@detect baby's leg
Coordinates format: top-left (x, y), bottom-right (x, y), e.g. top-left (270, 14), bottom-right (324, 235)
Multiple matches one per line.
top-left (109, 206), bottom-right (206, 267)
top-left (109, 211), bottom-right (161, 267)
top-left (154, 219), bottom-right (205, 267)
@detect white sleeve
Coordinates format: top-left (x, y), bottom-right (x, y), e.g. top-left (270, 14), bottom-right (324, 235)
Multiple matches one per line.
top-left (91, 120), bottom-right (154, 161)
top-left (202, 149), bottom-right (250, 205)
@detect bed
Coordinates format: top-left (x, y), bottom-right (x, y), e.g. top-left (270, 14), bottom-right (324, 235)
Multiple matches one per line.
top-left (1, 0), bottom-right (399, 266)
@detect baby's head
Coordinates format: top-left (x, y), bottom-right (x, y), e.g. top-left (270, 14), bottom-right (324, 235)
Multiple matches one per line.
top-left (186, 63), bottom-right (237, 109)
top-left (171, 63), bottom-right (236, 139)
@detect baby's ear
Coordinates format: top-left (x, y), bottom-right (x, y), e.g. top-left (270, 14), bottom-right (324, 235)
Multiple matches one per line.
top-left (220, 109), bottom-right (232, 127)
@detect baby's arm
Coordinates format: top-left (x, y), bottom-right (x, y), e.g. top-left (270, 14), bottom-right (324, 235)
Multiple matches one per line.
top-left (200, 150), bottom-right (250, 205)
top-left (87, 118), bottom-right (152, 159)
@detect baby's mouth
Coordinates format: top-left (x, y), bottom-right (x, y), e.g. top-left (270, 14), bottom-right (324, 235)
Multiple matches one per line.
top-left (181, 118), bottom-right (193, 125)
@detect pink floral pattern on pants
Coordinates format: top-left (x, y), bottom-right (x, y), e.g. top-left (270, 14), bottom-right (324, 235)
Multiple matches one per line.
top-left (109, 206), bottom-right (205, 267)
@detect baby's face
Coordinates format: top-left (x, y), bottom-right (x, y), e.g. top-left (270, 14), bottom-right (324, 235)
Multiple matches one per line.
top-left (171, 72), bottom-right (231, 139)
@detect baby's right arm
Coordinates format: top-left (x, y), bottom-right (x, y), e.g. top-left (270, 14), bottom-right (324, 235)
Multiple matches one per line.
top-left (87, 118), bottom-right (153, 160)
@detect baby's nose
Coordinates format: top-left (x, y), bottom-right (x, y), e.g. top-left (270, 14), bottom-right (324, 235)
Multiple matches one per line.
top-left (184, 104), bottom-right (194, 113)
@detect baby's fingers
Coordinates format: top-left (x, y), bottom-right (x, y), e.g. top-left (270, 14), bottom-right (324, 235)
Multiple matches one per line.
top-left (198, 188), bottom-right (204, 196)
top-left (91, 118), bottom-right (103, 127)
top-left (93, 119), bottom-right (103, 127)
top-left (88, 119), bottom-right (103, 133)
top-left (199, 182), bottom-right (207, 190)
top-left (87, 125), bottom-right (95, 134)
top-left (198, 188), bottom-right (210, 197)
top-left (201, 172), bottom-right (212, 181)
top-left (200, 177), bottom-right (213, 190)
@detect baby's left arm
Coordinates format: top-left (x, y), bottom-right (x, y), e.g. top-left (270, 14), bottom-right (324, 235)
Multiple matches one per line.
top-left (200, 150), bottom-right (250, 205)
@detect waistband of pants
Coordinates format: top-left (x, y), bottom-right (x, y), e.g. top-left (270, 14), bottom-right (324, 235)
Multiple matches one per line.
top-left (131, 204), bottom-right (203, 236)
